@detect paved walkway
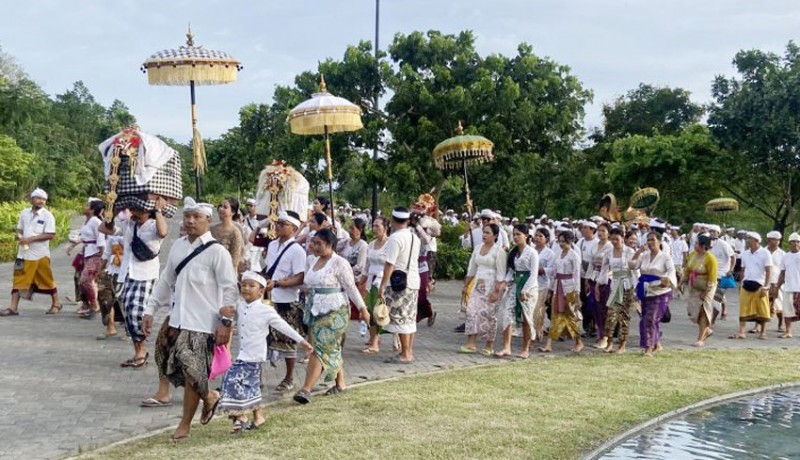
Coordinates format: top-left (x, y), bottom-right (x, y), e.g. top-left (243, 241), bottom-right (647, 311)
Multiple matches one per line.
top-left (0, 215), bottom-right (798, 459)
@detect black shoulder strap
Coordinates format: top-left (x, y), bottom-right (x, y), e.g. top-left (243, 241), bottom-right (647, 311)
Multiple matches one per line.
top-left (263, 241), bottom-right (298, 279)
top-left (176, 240), bottom-right (221, 276)
top-left (406, 232), bottom-right (416, 271)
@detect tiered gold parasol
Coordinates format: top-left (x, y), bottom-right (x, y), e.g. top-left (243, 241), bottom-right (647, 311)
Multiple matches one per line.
top-left (141, 25), bottom-right (242, 200)
top-left (706, 197), bottom-right (739, 228)
top-left (287, 75), bottom-right (363, 220)
top-left (433, 122), bottom-right (494, 219)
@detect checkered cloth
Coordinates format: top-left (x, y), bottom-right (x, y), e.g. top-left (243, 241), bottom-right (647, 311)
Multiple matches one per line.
top-left (147, 45), bottom-right (235, 61)
top-left (103, 147), bottom-right (183, 218)
top-left (122, 278), bottom-right (156, 343)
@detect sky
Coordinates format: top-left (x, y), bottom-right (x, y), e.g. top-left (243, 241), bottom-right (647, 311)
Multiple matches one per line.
top-left (1, 0), bottom-right (798, 143)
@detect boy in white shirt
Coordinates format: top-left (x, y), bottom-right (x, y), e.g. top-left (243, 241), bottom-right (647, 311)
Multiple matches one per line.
top-left (218, 271), bottom-right (312, 432)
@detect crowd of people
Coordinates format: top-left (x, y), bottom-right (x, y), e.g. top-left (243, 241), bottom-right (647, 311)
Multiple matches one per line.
top-left (3, 187), bottom-right (800, 439)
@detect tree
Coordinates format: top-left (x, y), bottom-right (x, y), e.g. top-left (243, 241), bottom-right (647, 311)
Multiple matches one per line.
top-left (709, 41), bottom-right (800, 232)
top-left (0, 135), bottom-right (34, 200)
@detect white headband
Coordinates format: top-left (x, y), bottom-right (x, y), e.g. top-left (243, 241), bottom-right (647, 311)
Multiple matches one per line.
top-left (766, 231), bottom-right (782, 240)
top-left (746, 231), bottom-right (762, 242)
top-left (278, 211), bottom-right (301, 228)
top-left (241, 271), bottom-right (267, 287)
top-left (245, 198), bottom-right (256, 206)
top-left (392, 210), bottom-right (410, 219)
top-left (789, 232), bottom-right (800, 242)
top-left (183, 197), bottom-right (213, 217)
top-left (31, 188), bottom-right (48, 200)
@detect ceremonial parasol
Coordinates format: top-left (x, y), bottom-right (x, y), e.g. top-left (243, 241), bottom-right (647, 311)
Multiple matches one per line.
top-left (141, 25), bottom-right (242, 200)
top-left (706, 197), bottom-right (739, 227)
top-left (287, 75), bottom-right (363, 220)
top-left (433, 121), bottom-right (494, 219)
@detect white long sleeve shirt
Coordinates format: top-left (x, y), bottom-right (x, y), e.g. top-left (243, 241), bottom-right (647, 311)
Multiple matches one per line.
top-left (235, 298), bottom-right (305, 362)
top-left (145, 231), bottom-right (239, 334)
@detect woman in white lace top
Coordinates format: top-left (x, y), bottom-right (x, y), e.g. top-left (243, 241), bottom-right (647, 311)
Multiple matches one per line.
top-left (294, 229), bottom-right (370, 405)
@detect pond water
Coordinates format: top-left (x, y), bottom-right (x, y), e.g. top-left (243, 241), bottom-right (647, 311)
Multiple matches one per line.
top-left (598, 388), bottom-right (800, 460)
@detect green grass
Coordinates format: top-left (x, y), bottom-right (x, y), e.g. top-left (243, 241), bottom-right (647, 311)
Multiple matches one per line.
top-left (78, 349), bottom-right (800, 460)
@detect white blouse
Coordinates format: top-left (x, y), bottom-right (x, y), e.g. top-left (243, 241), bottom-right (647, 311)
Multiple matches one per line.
top-left (304, 254), bottom-right (367, 316)
top-left (80, 216), bottom-right (105, 258)
top-left (536, 245), bottom-right (554, 290)
top-left (630, 249), bottom-right (677, 297)
top-left (467, 243), bottom-right (507, 283)
top-left (364, 239), bottom-right (389, 287)
top-left (589, 240), bottom-right (612, 283)
top-left (338, 238), bottom-right (368, 278)
top-left (504, 245), bottom-right (539, 293)
top-left (549, 248), bottom-right (581, 294)
top-left (598, 245), bottom-right (636, 288)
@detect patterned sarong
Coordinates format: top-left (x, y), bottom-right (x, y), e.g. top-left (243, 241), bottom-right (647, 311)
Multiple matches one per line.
top-left (162, 327), bottom-right (214, 396)
top-left (219, 360), bottom-right (263, 415)
top-left (309, 306), bottom-right (349, 382)
top-left (122, 279), bottom-right (155, 343)
top-left (383, 286), bottom-right (419, 334)
top-left (78, 255), bottom-right (103, 304)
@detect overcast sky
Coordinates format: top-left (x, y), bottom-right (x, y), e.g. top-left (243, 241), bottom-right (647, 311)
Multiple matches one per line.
top-left (1, 0), bottom-right (798, 142)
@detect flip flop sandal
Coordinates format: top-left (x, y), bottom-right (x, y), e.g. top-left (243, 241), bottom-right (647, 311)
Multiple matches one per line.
top-left (120, 358), bottom-right (137, 368)
top-left (458, 346), bottom-right (477, 354)
top-left (0, 308), bottom-right (19, 317)
top-left (427, 311), bottom-right (437, 327)
top-left (293, 389), bottom-right (312, 404)
top-left (275, 379), bottom-right (295, 392)
top-left (493, 352), bottom-right (512, 359)
top-left (324, 385), bottom-right (346, 396)
top-left (230, 420), bottom-right (246, 434)
top-left (140, 398), bottom-right (172, 408)
top-left (537, 347), bottom-right (552, 353)
top-left (128, 352), bottom-right (149, 368)
top-left (479, 349), bottom-right (494, 357)
top-left (45, 304), bottom-right (62, 315)
top-left (360, 347), bottom-right (380, 354)
top-left (79, 310), bottom-right (98, 320)
top-left (728, 334), bottom-right (746, 340)
top-left (200, 393), bottom-right (221, 425)
top-left (170, 434), bottom-right (190, 442)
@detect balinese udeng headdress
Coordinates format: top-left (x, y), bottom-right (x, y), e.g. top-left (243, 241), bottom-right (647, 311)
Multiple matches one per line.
top-left (412, 193), bottom-right (437, 216)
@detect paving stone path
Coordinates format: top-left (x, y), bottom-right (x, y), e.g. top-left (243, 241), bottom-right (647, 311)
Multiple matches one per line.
top-left (0, 215), bottom-right (797, 459)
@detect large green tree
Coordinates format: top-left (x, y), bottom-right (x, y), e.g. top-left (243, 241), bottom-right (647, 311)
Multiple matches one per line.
top-left (709, 41), bottom-right (800, 232)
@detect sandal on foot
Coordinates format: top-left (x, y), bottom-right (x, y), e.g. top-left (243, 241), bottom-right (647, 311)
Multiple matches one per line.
top-left (230, 420), bottom-right (246, 434)
top-left (246, 421), bottom-right (264, 431)
top-left (275, 379), bottom-right (295, 392)
top-left (360, 347), bottom-right (380, 354)
top-left (478, 349), bottom-right (494, 357)
top-left (427, 311), bottom-right (437, 327)
top-left (129, 352), bottom-right (149, 368)
top-left (293, 389), bottom-right (312, 404)
top-left (170, 433), bottom-right (190, 442)
top-left (200, 391), bottom-right (221, 425)
top-left (0, 308), bottom-right (19, 317)
top-left (324, 385), bottom-right (346, 396)
top-left (140, 397), bottom-right (172, 408)
top-left (728, 334), bottom-right (746, 340)
top-left (458, 346), bottom-right (477, 354)
top-left (493, 352), bottom-right (512, 359)
top-left (537, 347), bottom-right (552, 353)
top-left (45, 304), bottom-right (62, 315)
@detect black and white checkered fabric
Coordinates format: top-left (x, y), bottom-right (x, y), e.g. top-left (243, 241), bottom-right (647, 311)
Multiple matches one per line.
top-left (104, 148), bottom-right (183, 218)
top-left (147, 46), bottom-right (234, 61)
top-left (123, 278), bottom-right (155, 343)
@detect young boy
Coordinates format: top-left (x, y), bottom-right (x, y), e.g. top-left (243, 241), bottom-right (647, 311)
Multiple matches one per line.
top-left (218, 271), bottom-right (312, 432)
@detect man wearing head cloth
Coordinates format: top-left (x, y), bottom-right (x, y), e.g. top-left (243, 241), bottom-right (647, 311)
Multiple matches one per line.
top-left (258, 210), bottom-right (307, 392)
top-left (142, 197), bottom-right (239, 440)
top-left (765, 231), bottom-right (786, 333)
top-left (1, 188), bottom-right (61, 317)
top-left (377, 207), bottom-right (422, 363)
top-left (733, 232), bottom-right (772, 339)
top-left (777, 233), bottom-right (800, 338)
top-left (709, 224), bottom-right (736, 322)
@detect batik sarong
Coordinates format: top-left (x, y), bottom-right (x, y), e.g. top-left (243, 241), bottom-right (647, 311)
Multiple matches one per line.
top-left (162, 327), bottom-right (214, 396)
top-left (383, 286), bottom-right (419, 334)
top-left (78, 255), bottom-right (103, 304)
top-left (219, 360), bottom-right (263, 415)
top-left (309, 306), bottom-right (349, 381)
top-left (465, 279), bottom-right (500, 341)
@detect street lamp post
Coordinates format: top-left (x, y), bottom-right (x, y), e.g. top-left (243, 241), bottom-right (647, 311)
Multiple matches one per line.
top-left (371, 0), bottom-right (380, 223)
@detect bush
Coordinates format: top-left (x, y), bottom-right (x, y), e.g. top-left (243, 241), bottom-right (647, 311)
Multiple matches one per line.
top-left (0, 200), bottom-right (74, 262)
top-left (434, 241), bottom-right (471, 280)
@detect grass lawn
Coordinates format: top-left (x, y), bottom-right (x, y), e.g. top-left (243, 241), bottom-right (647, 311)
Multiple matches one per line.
top-left (79, 349), bottom-right (800, 460)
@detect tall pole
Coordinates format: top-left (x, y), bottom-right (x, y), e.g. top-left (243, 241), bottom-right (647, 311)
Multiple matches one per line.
top-left (190, 80), bottom-right (201, 200)
top-left (370, 0), bottom-right (380, 223)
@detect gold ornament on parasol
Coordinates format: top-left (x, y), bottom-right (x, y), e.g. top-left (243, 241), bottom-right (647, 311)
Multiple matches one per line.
top-left (141, 25), bottom-right (242, 200)
top-left (433, 122), bottom-right (494, 219)
top-left (287, 74), bottom-right (363, 220)
top-left (598, 187), bottom-right (660, 223)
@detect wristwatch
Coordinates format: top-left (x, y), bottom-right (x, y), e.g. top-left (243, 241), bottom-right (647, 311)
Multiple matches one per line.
top-left (219, 316), bottom-right (234, 327)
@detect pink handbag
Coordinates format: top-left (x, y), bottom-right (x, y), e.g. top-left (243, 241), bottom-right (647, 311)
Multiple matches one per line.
top-left (209, 345), bottom-right (232, 380)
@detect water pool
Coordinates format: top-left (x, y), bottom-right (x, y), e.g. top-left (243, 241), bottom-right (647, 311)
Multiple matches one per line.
top-left (598, 388), bottom-right (800, 460)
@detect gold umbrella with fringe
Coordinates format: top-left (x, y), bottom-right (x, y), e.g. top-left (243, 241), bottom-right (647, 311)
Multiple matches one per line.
top-left (141, 25), bottom-right (242, 200)
top-left (433, 121), bottom-right (494, 220)
top-left (287, 75), bottom-right (363, 221)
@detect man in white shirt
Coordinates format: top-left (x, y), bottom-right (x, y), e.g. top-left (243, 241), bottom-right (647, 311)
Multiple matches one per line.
top-left (378, 207), bottom-right (421, 364)
top-left (765, 231), bottom-right (786, 333)
top-left (143, 197), bottom-right (239, 441)
top-left (260, 211), bottom-right (306, 392)
top-left (242, 198), bottom-right (263, 271)
top-left (735, 232), bottom-right (772, 339)
top-left (1, 188), bottom-right (61, 316)
top-left (100, 197), bottom-right (168, 368)
top-left (777, 232), bottom-right (800, 338)
top-left (577, 221), bottom-right (598, 336)
top-left (671, 228), bottom-right (689, 285)
top-left (709, 225), bottom-right (735, 322)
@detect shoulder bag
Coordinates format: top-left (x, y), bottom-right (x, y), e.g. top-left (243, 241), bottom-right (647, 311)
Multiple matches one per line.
top-left (176, 240), bottom-right (220, 276)
top-left (262, 241), bottom-right (297, 280)
top-left (131, 224), bottom-right (160, 261)
top-left (390, 233), bottom-right (416, 292)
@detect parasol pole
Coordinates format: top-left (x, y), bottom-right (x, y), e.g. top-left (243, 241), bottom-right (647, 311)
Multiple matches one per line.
top-left (190, 80), bottom-right (201, 201)
top-left (464, 161), bottom-right (475, 249)
top-left (324, 125), bottom-right (335, 223)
